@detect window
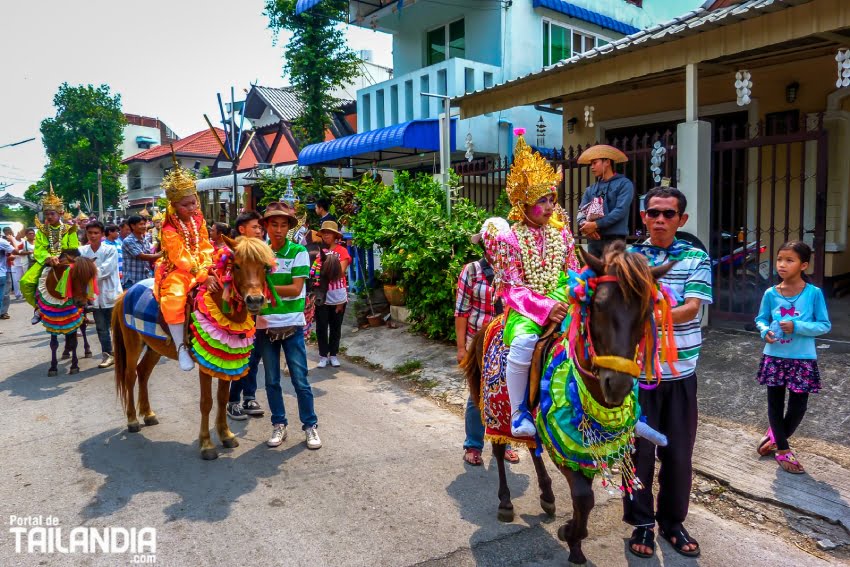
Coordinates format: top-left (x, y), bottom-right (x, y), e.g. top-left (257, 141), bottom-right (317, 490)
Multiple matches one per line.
top-left (542, 20), bottom-right (611, 66)
top-left (427, 19), bottom-right (465, 65)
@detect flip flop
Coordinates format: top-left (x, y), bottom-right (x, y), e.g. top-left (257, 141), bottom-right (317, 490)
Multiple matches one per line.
top-left (628, 527), bottom-right (655, 558)
top-left (463, 448), bottom-right (483, 466)
top-left (757, 428), bottom-right (776, 456)
top-left (504, 447), bottom-right (521, 464)
top-left (775, 451), bottom-right (805, 474)
top-left (660, 526), bottom-right (700, 557)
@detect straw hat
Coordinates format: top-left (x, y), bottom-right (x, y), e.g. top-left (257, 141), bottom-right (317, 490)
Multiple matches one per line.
top-left (577, 144), bottom-right (628, 165)
top-left (318, 220), bottom-right (343, 239)
top-left (261, 201), bottom-right (298, 227)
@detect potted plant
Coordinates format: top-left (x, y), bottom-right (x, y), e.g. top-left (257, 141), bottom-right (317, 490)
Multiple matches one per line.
top-left (379, 253), bottom-right (406, 307)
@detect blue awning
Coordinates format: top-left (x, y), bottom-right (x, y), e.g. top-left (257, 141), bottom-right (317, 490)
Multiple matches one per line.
top-left (533, 0), bottom-right (640, 36)
top-left (295, 0), bottom-right (322, 15)
top-left (298, 119), bottom-right (456, 167)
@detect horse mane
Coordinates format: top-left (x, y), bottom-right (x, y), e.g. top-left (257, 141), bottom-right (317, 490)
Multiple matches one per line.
top-left (233, 236), bottom-right (276, 267)
top-left (320, 250), bottom-right (343, 282)
top-left (70, 255), bottom-right (97, 295)
top-left (602, 241), bottom-right (655, 315)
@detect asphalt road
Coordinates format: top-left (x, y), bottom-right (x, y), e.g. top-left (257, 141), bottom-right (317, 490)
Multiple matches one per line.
top-left (0, 299), bottom-right (818, 566)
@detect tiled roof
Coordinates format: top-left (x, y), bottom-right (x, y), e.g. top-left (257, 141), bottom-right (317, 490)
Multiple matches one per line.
top-left (533, 0), bottom-right (641, 35)
top-left (455, 0), bottom-right (813, 103)
top-left (123, 128), bottom-right (226, 163)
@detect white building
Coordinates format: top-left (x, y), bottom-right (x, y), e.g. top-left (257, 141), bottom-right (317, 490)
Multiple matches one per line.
top-left (119, 114), bottom-right (178, 192)
top-left (296, 0), bottom-right (703, 168)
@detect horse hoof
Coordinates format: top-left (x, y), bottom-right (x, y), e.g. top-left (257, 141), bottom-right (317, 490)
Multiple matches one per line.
top-left (221, 437), bottom-right (239, 449)
top-left (557, 523), bottom-right (569, 542)
top-left (540, 497), bottom-right (556, 517)
top-left (567, 552), bottom-right (588, 566)
top-left (128, 423), bottom-right (142, 433)
top-left (48, 369), bottom-right (58, 377)
top-left (201, 448), bottom-right (219, 461)
top-left (497, 506), bottom-right (515, 523)
top-left (84, 351), bottom-right (92, 359)
top-left (61, 353), bottom-right (70, 360)
top-left (69, 367), bottom-right (79, 375)
top-left (144, 416), bottom-right (159, 426)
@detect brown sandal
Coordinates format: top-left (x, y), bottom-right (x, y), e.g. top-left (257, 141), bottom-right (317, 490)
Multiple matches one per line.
top-left (463, 448), bottom-right (483, 466)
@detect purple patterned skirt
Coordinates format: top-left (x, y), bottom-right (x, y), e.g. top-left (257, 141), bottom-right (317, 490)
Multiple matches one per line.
top-left (756, 355), bottom-right (821, 393)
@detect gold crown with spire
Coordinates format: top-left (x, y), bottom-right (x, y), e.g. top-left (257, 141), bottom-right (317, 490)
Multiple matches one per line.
top-left (152, 211), bottom-right (164, 222)
top-left (40, 182), bottom-right (65, 213)
top-left (76, 211), bottom-right (89, 221)
top-left (161, 148), bottom-right (198, 203)
top-left (506, 130), bottom-right (562, 222)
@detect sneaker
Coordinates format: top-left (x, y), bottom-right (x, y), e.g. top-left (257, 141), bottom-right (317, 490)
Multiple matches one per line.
top-left (329, 356), bottom-right (340, 367)
top-left (98, 353), bottom-right (115, 368)
top-left (317, 356), bottom-right (328, 369)
top-left (226, 402), bottom-right (247, 421)
top-left (242, 399), bottom-right (265, 416)
top-left (267, 424), bottom-right (287, 447)
top-left (0, 314), bottom-right (10, 320)
top-left (305, 425), bottom-right (322, 450)
top-left (177, 345), bottom-right (195, 371)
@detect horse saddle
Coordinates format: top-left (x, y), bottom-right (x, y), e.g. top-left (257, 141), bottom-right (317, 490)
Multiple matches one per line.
top-left (123, 279), bottom-right (197, 344)
top-left (527, 324), bottom-right (561, 409)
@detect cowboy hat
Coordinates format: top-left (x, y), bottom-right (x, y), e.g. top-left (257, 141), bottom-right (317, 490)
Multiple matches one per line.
top-left (318, 220), bottom-right (343, 239)
top-left (261, 201), bottom-right (298, 227)
top-left (577, 144), bottom-right (629, 165)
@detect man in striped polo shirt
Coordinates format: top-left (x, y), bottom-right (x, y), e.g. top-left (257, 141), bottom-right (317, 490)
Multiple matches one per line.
top-left (257, 202), bottom-right (321, 450)
top-left (624, 186), bottom-right (712, 559)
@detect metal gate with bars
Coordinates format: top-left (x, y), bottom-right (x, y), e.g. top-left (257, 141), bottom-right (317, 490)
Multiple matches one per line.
top-left (454, 130), bottom-right (677, 240)
top-left (709, 113), bottom-right (828, 320)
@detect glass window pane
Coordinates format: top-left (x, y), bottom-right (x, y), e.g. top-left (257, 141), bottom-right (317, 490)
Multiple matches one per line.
top-left (543, 22), bottom-right (550, 67)
top-left (597, 37), bottom-right (608, 47)
top-left (449, 19), bottom-right (465, 59)
top-left (572, 32), bottom-right (582, 56)
top-left (428, 26), bottom-right (446, 65)
top-left (552, 25), bottom-right (569, 63)
top-left (584, 35), bottom-right (594, 53)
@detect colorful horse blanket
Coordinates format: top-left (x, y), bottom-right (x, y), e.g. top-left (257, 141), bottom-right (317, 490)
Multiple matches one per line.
top-left (36, 270), bottom-right (83, 336)
top-left (481, 314), bottom-right (537, 449)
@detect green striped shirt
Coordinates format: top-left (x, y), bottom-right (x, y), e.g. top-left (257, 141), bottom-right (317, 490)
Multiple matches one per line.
top-left (631, 239), bottom-right (713, 380)
top-left (257, 240), bottom-right (309, 329)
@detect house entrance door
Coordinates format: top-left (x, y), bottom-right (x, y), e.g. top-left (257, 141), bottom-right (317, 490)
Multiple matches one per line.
top-left (709, 112), bottom-right (828, 321)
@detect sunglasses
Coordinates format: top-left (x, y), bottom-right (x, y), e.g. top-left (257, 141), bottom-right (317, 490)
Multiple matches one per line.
top-left (645, 208), bottom-right (679, 219)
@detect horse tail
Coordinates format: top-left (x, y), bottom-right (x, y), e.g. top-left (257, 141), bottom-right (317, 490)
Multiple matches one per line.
top-left (112, 294), bottom-right (129, 411)
top-left (461, 328), bottom-right (486, 409)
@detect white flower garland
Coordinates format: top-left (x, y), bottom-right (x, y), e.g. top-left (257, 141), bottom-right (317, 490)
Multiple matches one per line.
top-left (515, 223), bottom-right (566, 295)
top-left (175, 215), bottom-right (201, 274)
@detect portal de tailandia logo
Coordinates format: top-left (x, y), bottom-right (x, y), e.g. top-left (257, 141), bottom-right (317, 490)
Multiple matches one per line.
top-left (8, 515), bottom-right (157, 563)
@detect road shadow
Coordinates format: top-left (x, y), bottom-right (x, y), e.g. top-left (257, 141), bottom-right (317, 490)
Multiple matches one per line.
top-left (0, 358), bottom-right (91, 401)
top-left (445, 453), bottom-right (573, 566)
top-left (79, 427), bottom-right (306, 523)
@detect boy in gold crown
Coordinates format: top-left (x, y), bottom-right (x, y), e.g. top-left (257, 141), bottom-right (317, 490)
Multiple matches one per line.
top-left (20, 184), bottom-right (80, 324)
top-left (154, 158), bottom-right (214, 371)
top-left (484, 129), bottom-right (579, 437)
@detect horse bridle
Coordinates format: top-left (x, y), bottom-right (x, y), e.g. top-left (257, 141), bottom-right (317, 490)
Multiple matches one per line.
top-left (574, 274), bottom-right (642, 379)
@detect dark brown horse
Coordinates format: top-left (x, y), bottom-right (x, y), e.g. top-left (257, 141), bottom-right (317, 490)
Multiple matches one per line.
top-left (112, 236), bottom-right (275, 460)
top-left (309, 247), bottom-right (343, 308)
top-left (36, 250), bottom-right (98, 376)
top-left (463, 243), bottom-right (672, 565)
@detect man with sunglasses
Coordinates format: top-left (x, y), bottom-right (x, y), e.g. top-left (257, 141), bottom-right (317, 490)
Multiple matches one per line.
top-left (623, 186), bottom-right (712, 561)
top-left (576, 146), bottom-right (634, 258)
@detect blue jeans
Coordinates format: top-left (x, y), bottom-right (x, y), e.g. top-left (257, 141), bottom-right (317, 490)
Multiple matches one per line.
top-left (91, 307), bottom-right (113, 354)
top-left (464, 395), bottom-right (485, 451)
top-left (229, 345), bottom-right (261, 403)
top-left (0, 272), bottom-right (10, 316)
top-left (257, 328), bottom-right (317, 429)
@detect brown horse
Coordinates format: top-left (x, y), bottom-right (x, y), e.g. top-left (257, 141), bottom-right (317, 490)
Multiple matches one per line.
top-left (112, 236), bottom-right (275, 460)
top-left (463, 243), bottom-right (673, 565)
top-left (36, 250), bottom-right (98, 376)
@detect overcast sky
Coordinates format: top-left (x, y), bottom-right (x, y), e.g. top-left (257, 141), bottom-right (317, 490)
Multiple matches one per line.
top-left (0, 0), bottom-right (392, 198)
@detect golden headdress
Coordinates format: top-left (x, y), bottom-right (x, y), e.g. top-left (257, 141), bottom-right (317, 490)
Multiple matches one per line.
top-left (161, 149), bottom-right (197, 204)
top-left (41, 183), bottom-right (65, 213)
top-left (76, 211), bottom-right (89, 221)
top-left (506, 129), bottom-right (562, 222)
top-left (63, 211), bottom-right (73, 221)
top-left (151, 211), bottom-right (165, 222)
top-left (139, 207), bottom-right (151, 218)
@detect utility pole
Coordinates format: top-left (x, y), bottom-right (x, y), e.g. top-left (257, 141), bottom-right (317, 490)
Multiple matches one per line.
top-left (420, 92), bottom-right (453, 217)
top-left (97, 166), bottom-right (104, 219)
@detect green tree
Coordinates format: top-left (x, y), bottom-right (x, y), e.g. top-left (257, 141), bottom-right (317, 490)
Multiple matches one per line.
top-left (33, 83), bottom-right (127, 213)
top-left (265, 0), bottom-right (360, 146)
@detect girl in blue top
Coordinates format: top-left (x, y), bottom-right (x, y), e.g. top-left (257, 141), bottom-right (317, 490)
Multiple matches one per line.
top-left (754, 241), bottom-right (831, 474)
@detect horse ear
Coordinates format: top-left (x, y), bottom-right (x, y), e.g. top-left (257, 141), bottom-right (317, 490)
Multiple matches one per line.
top-left (222, 235), bottom-right (238, 250)
top-left (579, 247), bottom-right (605, 275)
top-left (650, 261), bottom-right (676, 281)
